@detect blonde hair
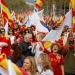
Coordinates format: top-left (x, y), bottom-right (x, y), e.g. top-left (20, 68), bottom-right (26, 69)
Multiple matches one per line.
top-left (39, 53), bottom-right (53, 71)
top-left (37, 33), bottom-right (45, 39)
top-left (23, 56), bottom-right (38, 75)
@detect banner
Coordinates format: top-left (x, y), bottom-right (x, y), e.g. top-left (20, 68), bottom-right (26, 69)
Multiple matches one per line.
top-left (1, 0), bottom-right (14, 29)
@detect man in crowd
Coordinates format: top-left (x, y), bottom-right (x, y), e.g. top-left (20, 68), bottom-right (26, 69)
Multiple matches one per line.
top-left (64, 37), bottom-right (75, 75)
top-left (0, 29), bottom-right (11, 56)
top-left (19, 33), bottom-right (33, 57)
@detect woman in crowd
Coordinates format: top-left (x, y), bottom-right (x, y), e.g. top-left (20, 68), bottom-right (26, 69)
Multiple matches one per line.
top-left (32, 33), bottom-right (45, 63)
top-left (37, 53), bottom-right (54, 75)
top-left (22, 56), bottom-right (39, 75)
top-left (9, 30), bottom-right (17, 44)
top-left (42, 43), bottom-right (64, 75)
top-left (7, 43), bottom-right (25, 67)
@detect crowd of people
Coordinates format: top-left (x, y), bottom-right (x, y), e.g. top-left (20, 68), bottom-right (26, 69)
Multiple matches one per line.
top-left (0, 10), bottom-right (75, 75)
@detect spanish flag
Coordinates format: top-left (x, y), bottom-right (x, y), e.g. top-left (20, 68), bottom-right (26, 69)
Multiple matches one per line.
top-left (35, 0), bottom-right (44, 9)
top-left (1, 0), bottom-right (14, 29)
top-left (0, 53), bottom-right (28, 75)
top-left (56, 16), bottom-right (65, 28)
top-left (69, 0), bottom-right (75, 32)
top-left (2, 16), bottom-right (7, 26)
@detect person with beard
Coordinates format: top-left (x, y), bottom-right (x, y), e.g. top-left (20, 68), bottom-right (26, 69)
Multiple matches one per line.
top-left (64, 37), bottom-right (75, 75)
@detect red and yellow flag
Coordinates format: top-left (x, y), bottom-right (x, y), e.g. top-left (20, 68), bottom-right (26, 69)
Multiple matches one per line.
top-left (42, 41), bottom-right (52, 49)
top-left (1, 0), bottom-right (14, 29)
top-left (69, 0), bottom-right (75, 32)
top-left (35, 0), bottom-right (44, 9)
top-left (0, 53), bottom-right (28, 75)
top-left (56, 16), bottom-right (65, 28)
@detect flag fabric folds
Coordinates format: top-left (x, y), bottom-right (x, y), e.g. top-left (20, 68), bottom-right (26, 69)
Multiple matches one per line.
top-left (56, 16), bottom-right (65, 28)
top-left (1, 0), bottom-right (14, 29)
top-left (0, 67), bottom-right (9, 75)
top-left (35, 0), bottom-right (44, 9)
top-left (42, 9), bottom-right (72, 49)
top-left (40, 20), bottom-right (50, 32)
top-left (29, 11), bottom-right (49, 33)
top-left (8, 60), bottom-right (16, 75)
top-left (0, 53), bottom-right (28, 75)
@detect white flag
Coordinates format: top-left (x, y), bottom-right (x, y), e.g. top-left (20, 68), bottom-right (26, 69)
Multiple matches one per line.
top-left (8, 60), bottom-right (16, 75)
top-left (0, 67), bottom-right (8, 75)
top-left (43, 9), bottom-right (72, 42)
top-left (4, 21), bottom-right (8, 35)
top-left (29, 11), bottom-right (49, 32)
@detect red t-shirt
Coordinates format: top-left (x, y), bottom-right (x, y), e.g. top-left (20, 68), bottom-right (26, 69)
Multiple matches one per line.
top-left (0, 36), bottom-right (11, 57)
top-left (44, 49), bottom-right (63, 75)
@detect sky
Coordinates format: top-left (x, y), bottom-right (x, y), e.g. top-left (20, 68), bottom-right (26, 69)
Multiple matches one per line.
top-left (25, 0), bottom-right (35, 4)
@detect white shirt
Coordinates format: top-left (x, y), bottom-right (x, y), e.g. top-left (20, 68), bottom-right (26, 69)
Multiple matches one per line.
top-left (41, 70), bottom-right (54, 75)
top-left (10, 36), bottom-right (15, 44)
top-left (32, 42), bottom-right (43, 64)
top-left (37, 65), bottom-right (54, 75)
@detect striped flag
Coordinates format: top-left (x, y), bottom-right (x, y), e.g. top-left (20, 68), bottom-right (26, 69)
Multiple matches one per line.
top-left (68, 0), bottom-right (75, 32)
top-left (0, 53), bottom-right (28, 75)
top-left (40, 19), bottom-right (50, 31)
top-left (1, 0), bottom-right (14, 29)
top-left (35, 0), bottom-right (44, 9)
top-left (56, 16), bottom-right (65, 28)
top-left (8, 60), bottom-right (17, 75)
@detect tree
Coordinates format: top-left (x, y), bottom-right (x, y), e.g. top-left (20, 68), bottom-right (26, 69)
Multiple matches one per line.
top-left (41, 0), bottom-right (69, 15)
top-left (4, 0), bottom-right (31, 12)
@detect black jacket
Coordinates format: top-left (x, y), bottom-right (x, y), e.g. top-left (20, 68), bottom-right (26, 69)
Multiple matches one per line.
top-left (19, 40), bottom-right (33, 57)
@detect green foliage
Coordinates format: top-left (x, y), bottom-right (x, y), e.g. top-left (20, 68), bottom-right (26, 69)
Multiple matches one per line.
top-left (41, 0), bottom-right (69, 15)
top-left (4, 0), bottom-right (69, 14)
top-left (4, 0), bottom-right (31, 12)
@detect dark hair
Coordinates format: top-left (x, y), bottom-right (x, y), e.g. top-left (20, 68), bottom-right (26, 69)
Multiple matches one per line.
top-left (11, 43), bottom-right (22, 63)
top-left (0, 30), bottom-right (2, 34)
top-left (9, 30), bottom-right (14, 35)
